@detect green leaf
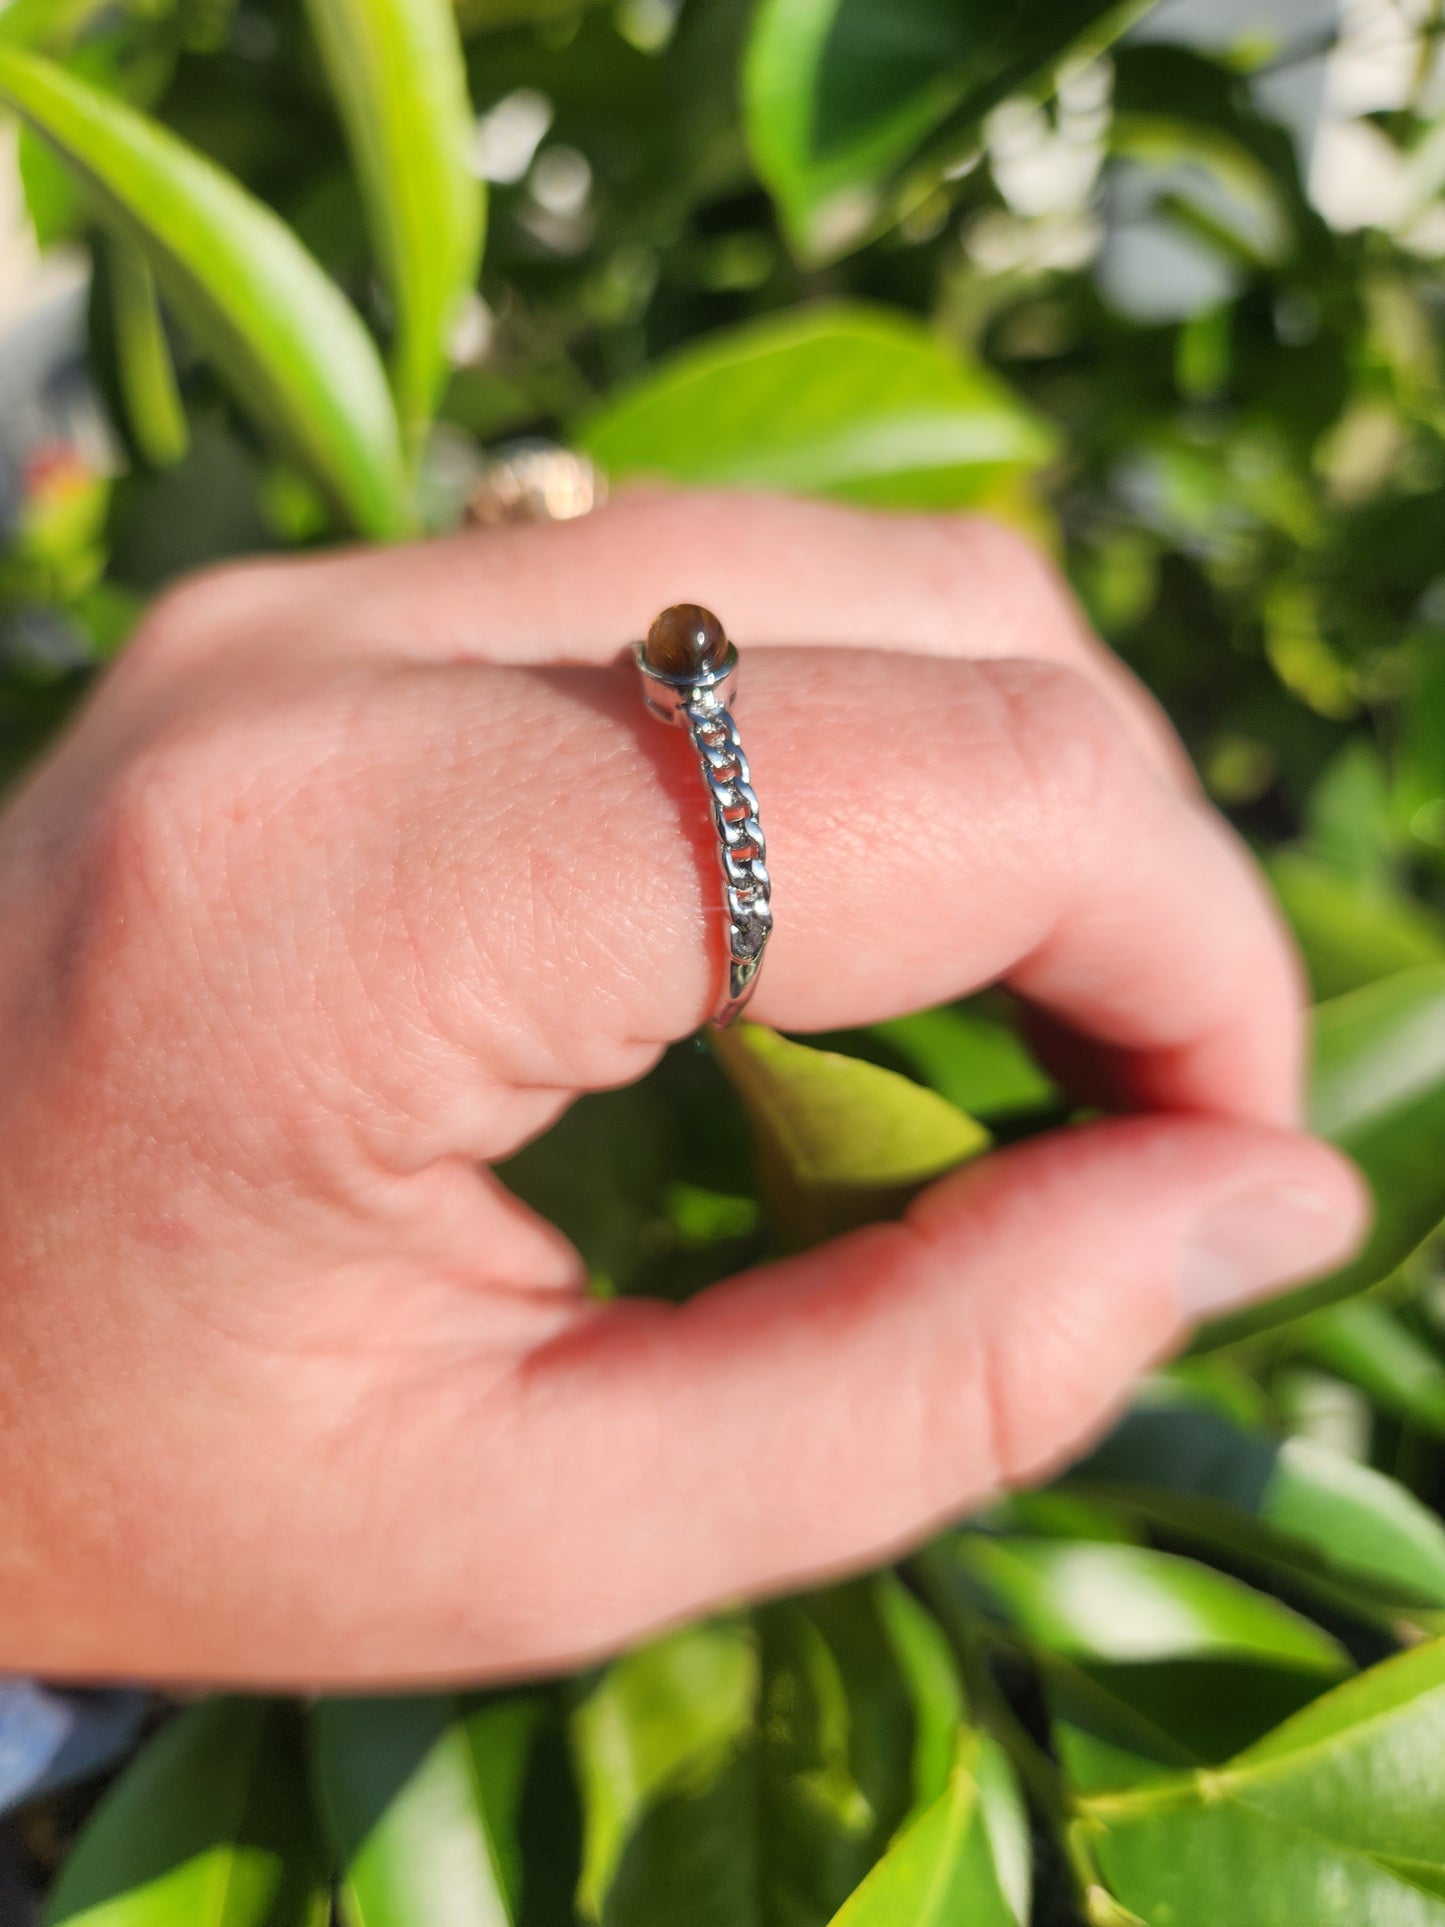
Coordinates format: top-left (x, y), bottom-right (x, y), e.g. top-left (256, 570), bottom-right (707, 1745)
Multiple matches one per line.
top-left (0, 0), bottom-right (114, 54)
top-left (10, 19), bottom-right (177, 247)
top-left (995, 1488), bottom-right (1144, 1545)
top-left (923, 1527), bottom-right (1345, 1798)
top-left (1309, 965), bottom-right (1445, 1288)
top-left (572, 1619), bottom-right (758, 1925)
top-left (711, 1021), bottom-right (989, 1248)
top-left (1295, 1297), bottom-right (1445, 1438)
top-left (744, 0), bottom-right (1139, 262)
top-left (871, 1003), bottom-right (1059, 1122)
top-left (106, 240), bottom-right (189, 468)
top-left (1263, 1436), bottom-right (1445, 1610)
top-left (972, 1735), bottom-right (1030, 1926)
top-left (498, 1084), bottom-right (677, 1299)
top-left (498, 1051), bottom-right (760, 1303)
top-left (572, 1580), bottom-right (966, 1926)
top-left (1046, 1655), bottom-right (1334, 1798)
top-left (1305, 741), bottom-right (1403, 890)
top-left (824, 1734), bottom-right (1014, 1927)
top-left (45, 1698), bottom-right (326, 1927)
top-left (0, 44), bottom-right (409, 537)
top-left (757, 1579), bottom-right (961, 1922)
top-left (948, 1536), bottom-right (1350, 1673)
top-left (1069, 1400), bottom-right (1445, 1618)
top-left (303, 0), bottom-right (484, 452)
top-left (1082, 1643), bottom-right (1445, 1925)
top-left (874, 1573), bottom-right (966, 1823)
top-left (312, 1694), bottom-right (543, 1927)
top-left (576, 304), bottom-right (1054, 512)
top-left (1200, 966), bottom-right (1445, 1343)
top-left (1270, 851), bottom-right (1445, 1001)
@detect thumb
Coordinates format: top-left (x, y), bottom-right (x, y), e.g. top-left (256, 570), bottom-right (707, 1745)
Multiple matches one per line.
top-left (467, 1115), bottom-right (1367, 1672)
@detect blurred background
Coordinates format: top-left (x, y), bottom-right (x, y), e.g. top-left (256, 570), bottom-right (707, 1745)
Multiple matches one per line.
top-left (6, 2), bottom-right (1445, 1923)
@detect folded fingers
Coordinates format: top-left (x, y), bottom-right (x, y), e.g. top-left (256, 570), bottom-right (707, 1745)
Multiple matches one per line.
top-left (346, 643), bottom-right (1300, 1135)
top-left (134, 492), bottom-right (1190, 789)
top-left (76, 615), bottom-right (1300, 1170)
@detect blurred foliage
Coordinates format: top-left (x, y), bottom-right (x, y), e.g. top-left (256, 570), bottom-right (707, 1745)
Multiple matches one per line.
top-left (7, 0), bottom-right (1445, 1921)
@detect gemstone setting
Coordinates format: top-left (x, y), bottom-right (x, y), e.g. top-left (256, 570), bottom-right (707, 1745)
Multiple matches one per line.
top-left (643, 603), bottom-right (729, 678)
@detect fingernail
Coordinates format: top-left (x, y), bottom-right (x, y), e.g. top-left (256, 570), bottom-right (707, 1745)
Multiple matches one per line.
top-left (1177, 1184), bottom-right (1364, 1318)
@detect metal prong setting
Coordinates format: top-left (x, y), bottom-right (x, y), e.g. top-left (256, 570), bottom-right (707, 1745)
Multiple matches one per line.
top-left (633, 629), bottom-right (772, 1028)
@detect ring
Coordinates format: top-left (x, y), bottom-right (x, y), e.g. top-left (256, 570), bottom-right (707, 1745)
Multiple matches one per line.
top-left (635, 604), bottom-right (772, 1028)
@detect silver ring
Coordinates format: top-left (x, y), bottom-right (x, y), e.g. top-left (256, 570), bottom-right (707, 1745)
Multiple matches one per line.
top-left (634, 605), bottom-right (772, 1028)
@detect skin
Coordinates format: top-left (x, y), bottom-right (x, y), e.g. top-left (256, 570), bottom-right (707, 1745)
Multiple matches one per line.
top-left (0, 491), bottom-right (1368, 1687)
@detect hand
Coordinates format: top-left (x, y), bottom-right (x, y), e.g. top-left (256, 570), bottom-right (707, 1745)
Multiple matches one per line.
top-left (0, 491), bottom-right (1366, 1685)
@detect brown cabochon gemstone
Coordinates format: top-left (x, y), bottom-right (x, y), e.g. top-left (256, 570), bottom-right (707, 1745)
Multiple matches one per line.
top-left (644, 603), bottom-right (729, 676)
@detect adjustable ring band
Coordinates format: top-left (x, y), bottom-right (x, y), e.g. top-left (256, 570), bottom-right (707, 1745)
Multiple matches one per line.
top-left (635, 604), bottom-right (772, 1028)
top-left (461, 467), bottom-right (770, 1024)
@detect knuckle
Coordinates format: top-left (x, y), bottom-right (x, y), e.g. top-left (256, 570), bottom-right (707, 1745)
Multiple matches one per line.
top-left (83, 679), bottom-right (347, 942)
top-left (122, 557), bottom-right (303, 678)
top-left (28, 727), bottom-right (224, 1059)
top-left (58, 684), bottom-right (362, 1051)
top-left (975, 656), bottom-right (1125, 823)
top-left (83, 723), bottom-right (227, 937)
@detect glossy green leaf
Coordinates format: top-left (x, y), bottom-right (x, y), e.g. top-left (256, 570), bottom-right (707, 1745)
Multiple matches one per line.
top-left (1082, 1643), bottom-right (1445, 1925)
top-left (874, 1573), bottom-right (966, 1824)
top-left (995, 1488), bottom-right (1144, 1545)
top-left (971, 1735), bottom-right (1030, 1926)
top-left (46, 1698), bottom-right (326, 1927)
top-left (0, 44), bottom-right (408, 537)
top-left (1308, 965), bottom-right (1445, 1298)
top-left (1046, 1653), bottom-right (1335, 1798)
top-left (1297, 1297), bottom-right (1445, 1437)
top-left (1201, 966), bottom-right (1445, 1343)
top-left (312, 1694), bottom-right (543, 1927)
top-left (1270, 851), bottom-right (1445, 1001)
top-left (572, 1619), bottom-right (758, 1925)
top-left (1263, 1435), bottom-right (1445, 1611)
top-left (577, 304), bottom-right (1054, 512)
top-left (572, 1579), bottom-right (965, 1926)
top-left (107, 241), bottom-right (189, 468)
top-left (950, 1536), bottom-right (1349, 1673)
top-left (303, 0), bottom-right (483, 452)
top-left (14, 22), bottom-right (176, 248)
top-left (1069, 1400), bottom-right (1445, 1618)
top-left (712, 1020), bottom-right (989, 1247)
top-left (744, 0), bottom-right (1137, 262)
top-left (871, 1003), bottom-right (1058, 1123)
top-left (824, 1734), bottom-right (1014, 1927)
top-left (757, 1578), bottom-right (963, 1922)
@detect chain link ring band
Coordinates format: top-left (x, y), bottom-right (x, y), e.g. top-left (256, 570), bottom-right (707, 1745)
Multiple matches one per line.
top-left (635, 609), bottom-right (772, 1027)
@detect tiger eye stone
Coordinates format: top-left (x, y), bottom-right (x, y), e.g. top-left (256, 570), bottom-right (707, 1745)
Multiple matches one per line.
top-left (644, 603), bottom-right (729, 677)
